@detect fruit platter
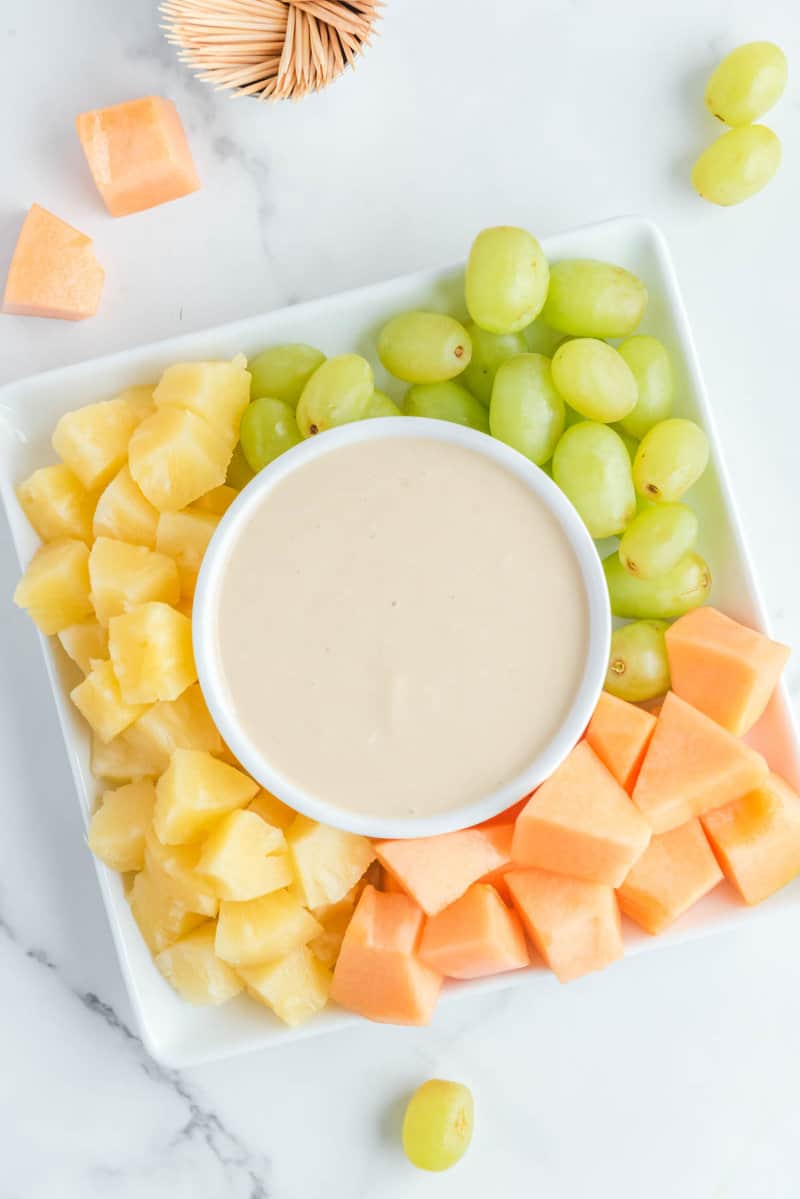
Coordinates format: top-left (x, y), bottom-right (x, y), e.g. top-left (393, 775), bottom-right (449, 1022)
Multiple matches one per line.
top-left (2, 215), bottom-right (799, 1069)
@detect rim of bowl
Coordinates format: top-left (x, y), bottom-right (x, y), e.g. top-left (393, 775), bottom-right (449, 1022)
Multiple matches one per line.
top-left (193, 417), bottom-right (611, 839)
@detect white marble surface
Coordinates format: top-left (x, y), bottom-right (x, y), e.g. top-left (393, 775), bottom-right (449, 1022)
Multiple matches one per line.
top-left (2, 0), bottom-right (800, 1195)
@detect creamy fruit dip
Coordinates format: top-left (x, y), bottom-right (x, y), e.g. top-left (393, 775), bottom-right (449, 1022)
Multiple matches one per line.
top-left (213, 436), bottom-right (589, 821)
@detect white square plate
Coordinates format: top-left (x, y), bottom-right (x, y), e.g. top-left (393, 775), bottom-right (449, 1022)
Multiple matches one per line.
top-left (2, 216), bottom-right (798, 1068)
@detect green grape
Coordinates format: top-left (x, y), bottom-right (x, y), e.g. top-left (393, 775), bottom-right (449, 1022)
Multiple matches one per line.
top-left (617, 336), bottom-right (673, 439)
top-left (692, 126), bottom-right (781, 206)
top-left (551, 339), bottom-right (637, 423)
top-left (405, 381), bottom-right (490, 432)
top-left (618, 503), bottom-right (699, 579)
top-left (552, 422), bottom-right (636, 538)
top-left (605, 620), bottom-right (671, 702)
top-left (226, 442), bottom-right (255, 490)
top-left (541, 259), bottom-right (647, 338)
top-left (603, 550), bottom-right (711, 619)
top-left (402, 1079), bottom-right (474, 1172)
top-left (489, 353), bottom-right (564, 465)
top-left (296, 354), bottom-right (373, 437)
top-left (465, 226), bottom-right (549, 334)
top-left (524, 319), bottom-right (565, 358)
top-left (633, 418), bottom-right (709, 502)
top-left (363, 389), bottom-right (402, 417)
top-left (248, 344), bottom-right (325, 406)
top-left (239, 397), bottom-right (302, 471)
top-left (705, 41), bottom-right (788, 127)
top-left (460, 322), bottom-right (527, 406)
top-left (377, 311), bottom-right (471, 383)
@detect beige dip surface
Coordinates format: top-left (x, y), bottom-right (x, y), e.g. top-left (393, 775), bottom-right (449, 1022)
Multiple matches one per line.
top-left (214, 436), bottom-right (589, 820)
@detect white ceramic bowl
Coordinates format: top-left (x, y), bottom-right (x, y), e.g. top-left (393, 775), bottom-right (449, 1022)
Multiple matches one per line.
top-left (193, 415), bottom-right (611, 839)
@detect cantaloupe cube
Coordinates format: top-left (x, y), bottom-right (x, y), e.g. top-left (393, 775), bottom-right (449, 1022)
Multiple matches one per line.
top-left (585, 692), bottom-right (657, 792)
top-left (14, 538), bottom-right (92, 634)
top-left (144, 826), bottom-right (219, 916)
top-left (76, 96), bottom-right (200, 218)
top-left (129, 868), bottom-right (205, 954)
top-left (419, 883), bottom-right (529, 980)
top-left (248, 789), bottom-right (296, 831)
top-left (70, 658), bottom-right (149, 742)
top-left (128, 407), bottom-right (231, 513)
top-left (375, 824), bottom-right (513, 917)
top-left (156, 509), bottom-right (219, 598)
top-left (122, 683), bottom-right (222, 776)
top-left (16, 464), bottom-right (95, 544)
top-left (93, 465), bottom-right (159, 548)
top-left (330, 886), bottom-right (442, 1025)
top-left (192, 485), bottom-right (238, 516)
top-left (88, 780), bottom-right (156, 872)
top-left (109, 602), bottom-right (196, 704)
top-left (154, 359), bottom-right (251, 446)
top-left (2, 204), bottom-right (104, 321)
top-left (196, 810), bottom-right (290, 901)
top-left (53, 387), bottom-right (154, 491)
top-left (632, 692), bottom-right (769, 834)
top-left (286, 816), bottom-right (375, 910)
top-left (58, 618), bottom-right (109, 674)
top-left (506, 868), bottom-right (623, 983)
top-left (617, 819), bottom-right (723, 934)
top-left (665, 607), bottom-right (790, 736)
top-left (155, 922), bottom-right (243, 1005)
top-left (240, 945), bottom-right (332, 1026)
top-left (512, 742), bottom-right (651, 887)
top-left (215, 889), bottom-right (322, 968)
top-left (91, 730), bottom-right (152, 783)
top-left (153, 748), bottom-right (258, 845)
top-left (702, 773), bottom-right (800, 905)
top-left (89, 536), bottom-right (180, 626)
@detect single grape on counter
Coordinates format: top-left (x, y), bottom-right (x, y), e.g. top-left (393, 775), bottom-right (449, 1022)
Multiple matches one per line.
top-left (402, 1079), bottom-right (474, 1172)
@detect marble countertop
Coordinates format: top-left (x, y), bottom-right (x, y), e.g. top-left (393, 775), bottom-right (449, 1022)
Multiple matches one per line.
top-left (2, 1), bottom-right (800, 1195)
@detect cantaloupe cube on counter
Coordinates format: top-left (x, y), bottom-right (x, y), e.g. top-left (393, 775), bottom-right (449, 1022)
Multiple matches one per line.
top-left (703, 774), bottom-right (800, 905)
top-left (109, 602), bottom-right (196, 704)
top-left (375, 824), bottom-right (513, 917)
top-left (2, 204), bottom-right (104, 321)
top-left (666, 607), bottom-right (790, 736)
top-left (16, 465), bottom-right (96, 545)
top-left (512, 741), bottom-right (651, 887)
top-left (331, 887), bottom-right (442, 1025)
top-left (53, 387), bottom-right (154, 491)
top-left (70, 658), bottom-right (148, 743)
top-left (93, 466), bottom-right (159, 549)
top-left (240, 946), bottom-right (332, 1027)
top-left (88, 780), bottom-right (156, 873)
top-left (89, 537), bottom-right (180, 625)
top-left (632, 692), bottom-right (768, 833)
top-left (155, 923), bottom-right (243, 1006)
top-left (585, 692), bottom-right (657, 792)
top-left (58, 618), bottom-right (108, 675)
top-left (14, 538), bottom-right (93, 634)
top-left (76, 96), bottom-right (200, 218)
top-left (506, 869), bottom-right (624, 984)
top-left (144, 827), bottom-right (219, 917)
top-left (154, 749), bottom-right (259, 845)
top-left (419, 883), bottom-right (529, 980)
top-left (617, 819), bottom-right (723, 935)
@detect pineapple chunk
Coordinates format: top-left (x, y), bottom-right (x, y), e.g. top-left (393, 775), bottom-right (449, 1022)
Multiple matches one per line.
top-left (123, 684), bottom-right (223, 775)
top-left (155, 923), bottom-right (243, 1005)
top-left (144, 826), bottom-right (219, 916)
top-left (308, 883), bottom-right (364, 968)
top-left (109, 602), bottom-right (196, 704)
top-left (13, 538), bottom-right (92, 634)
top-left (70, 659), bottom-right (149, 742)
top-left (239, 945), bottom-right (331, 1026)
top-left (226, 442), bottom-right (255, 490)
top-left (89, 537), bottom-right (180, 626)
top-left (128, 407), bottom-right (231, 513)
top-left (129, 868), bottom-right (205, 954)
top-left (248, 789), bottom-right (297, 831)
top-left (286, 815), bottom-right (376, 909)
top-left (88, 780), bottom-right (156, 872)
top-left (156, 509), bottom-right (220, 598)
top-left (196, 810), bottom-right (291, 901)
top-left (52, 387), bottom-right (154, 491)
top-left (93, 465), bottom-right (159, 548)
top-left (91, 730), bottom-right (153, 783)
top-left (153, 748), bottom-right (258, 844)
top-left (215, 890), bottom-right (322, 967)
top-left (16, 464), bottom-right (95, 544)
top-left (192, 485), bottom-right (238, 516)
top-left (153, 359), bottom-right (251, 446)
top-left (58, 618), bottom-right (108, 674)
